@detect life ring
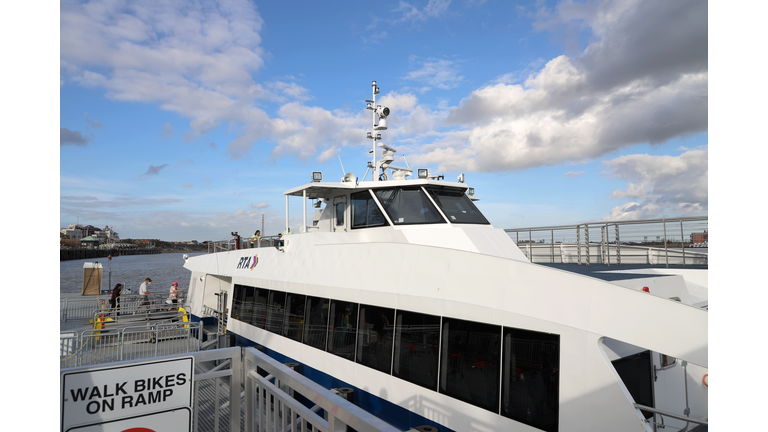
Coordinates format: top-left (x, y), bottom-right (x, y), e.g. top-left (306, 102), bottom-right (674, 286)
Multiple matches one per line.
top-left (702, 374), bottom-right (708, 387)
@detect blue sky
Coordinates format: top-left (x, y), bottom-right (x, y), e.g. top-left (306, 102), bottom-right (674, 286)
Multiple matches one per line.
top-left (56, 0), bottom-right (709, 241)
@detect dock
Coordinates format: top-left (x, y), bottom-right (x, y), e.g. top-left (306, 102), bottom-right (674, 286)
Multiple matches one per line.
top-left (60, 247), bottom-right (162, 261)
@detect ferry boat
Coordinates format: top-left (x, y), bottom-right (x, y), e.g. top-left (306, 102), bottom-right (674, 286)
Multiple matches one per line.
top-left (182, 81), bottom-right (708, 432)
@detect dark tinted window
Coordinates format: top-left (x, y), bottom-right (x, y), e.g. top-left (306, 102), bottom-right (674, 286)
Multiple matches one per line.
top-left (328, 301), bottom-right (359, 361)
top-left (335, 202), bottom-right (344, 226)
top-left (440, 318), bottom-right (500, 412)
top-left (393, 310), bottom-right (440, 391)
top-left (231, 284), bottom-right (268, 328)
top-left (265, 291), bottom-right (287, 335)
top-left (425, 186), bottom-right (490, 224)
top-left (351, 191), bottom-right (388, 229)
top-left (374, 187), bottom-right (444, 225)
top-left (303, 296), bottom-right (330, 351)
top-left (285, 293), bottom-right (306, 343)
top-left (356, 305), bottom-right (395, 374)
top-left (501, 328), bottom-right (560, 431)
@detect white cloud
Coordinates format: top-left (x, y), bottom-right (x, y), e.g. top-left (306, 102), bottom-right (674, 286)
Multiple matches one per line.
top-left (394, 0), bottom-right (451, 22)
top-left (563, 171), bottom-right (585, 179)
top-left (402, 58), bottom-right (464, 90)
top-left (602, 149), bottom-right (708, 220)
top-left (409, 0), bottom-right (707, 173)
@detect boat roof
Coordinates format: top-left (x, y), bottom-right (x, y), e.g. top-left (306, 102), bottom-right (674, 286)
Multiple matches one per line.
top-left (283, 179), bottom-right (471, 199)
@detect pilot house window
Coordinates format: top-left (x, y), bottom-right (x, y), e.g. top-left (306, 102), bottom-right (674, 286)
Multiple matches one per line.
top-left (374, 187), bottom-right (445, 225)
top-left (351, 191), bottom-right (387, 229)
top-left (425, 186), bottom-right (490, 224)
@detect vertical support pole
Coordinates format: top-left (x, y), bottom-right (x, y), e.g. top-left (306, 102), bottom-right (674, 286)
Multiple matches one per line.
top-left (663, 219), bottom-right (669, 268)
top-left (605, 223), bottom-right (610, 266)
top-left (585, 224), bottom-right (590, 266)
top-left (302, 190), bottom-right (307, 233)
top-left (601, 225), bottom-right (606, 264)
top-left (528, 229), bottom-right (532, 261)
top-left (285, 195), bottom-right (289, 234)
top-left (615, 224), bottom-right (621, 265)
top-left (680, 220), bottom-right (686, 266)
top-left (551, 229), bottom-right (554, 263)
top-left (577, 225), bottom-right (581, 265)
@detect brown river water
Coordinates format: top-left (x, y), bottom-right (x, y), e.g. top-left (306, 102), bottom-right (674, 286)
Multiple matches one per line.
top-left (60, 252), bottom-right (206, 295)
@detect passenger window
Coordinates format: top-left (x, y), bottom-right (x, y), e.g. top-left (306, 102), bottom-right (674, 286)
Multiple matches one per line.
top-left (393, 310), bottom-right (440, 391)
top-left (439, 318), bottom-right (501, 413)
top-left (328, 301), bottom-right (359, 361)
top-left (303, 296), bottom-right (330, 351)
top-left (285, 293), bottom-right (307, 343)
top-left (232, 284), bottom-right (268, 329)
top-left (356, 305), bottom-right (395, 374)
top-left (501, 328), bottom-right (560, 432)
top-left (265, 290), bottom-right (287, 335)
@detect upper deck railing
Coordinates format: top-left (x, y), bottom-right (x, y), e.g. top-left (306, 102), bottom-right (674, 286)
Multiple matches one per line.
top-left (504, 216), bottom-right (708, 267)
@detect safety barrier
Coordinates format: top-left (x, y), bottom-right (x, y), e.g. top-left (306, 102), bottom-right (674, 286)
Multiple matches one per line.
top-left (59, 321), bottom-right (203, 369)
top-left (505, 216), bottom-right (708, 267)
top-left (62, 346), bottom-right (428, 432)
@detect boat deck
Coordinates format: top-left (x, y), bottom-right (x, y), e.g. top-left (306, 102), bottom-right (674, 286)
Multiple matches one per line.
top-left (540, 263), bottom-right (708, 281)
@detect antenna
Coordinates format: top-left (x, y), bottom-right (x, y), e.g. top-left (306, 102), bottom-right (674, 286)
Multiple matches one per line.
top-left (402, 155), bottom-right (410, 169)
top-left (338, 155), bottom-right (346, 177)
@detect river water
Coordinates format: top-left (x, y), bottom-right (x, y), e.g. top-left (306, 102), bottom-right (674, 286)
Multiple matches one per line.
top-left (60, 252), bottom-right (206, 295)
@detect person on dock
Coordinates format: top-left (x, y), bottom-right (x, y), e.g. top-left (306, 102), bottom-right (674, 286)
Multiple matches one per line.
top-left (250, 230), bottom-right (261, 247)
top-left (134, 277), bottom-right (154, 314)
top-left (167, 281), bottom-right (182, 311)
top-left (110, 283), bottom-right (123, 312)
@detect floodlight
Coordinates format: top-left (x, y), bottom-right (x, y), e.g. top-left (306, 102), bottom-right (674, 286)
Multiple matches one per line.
top-left (376, 133), bottom-right (382, 140)
top-left (468, 188), bottom-right (475, 196)
top-left (375, 106), bottom-right (390, 118)
top-left (366, 132), bottom-right (372, 139)
top-left (417, 169), bottom-right (428, 179)
top-left (458, 173), bottom-right (465, 183)
top-left (312, 172), bottom-right (322, 182)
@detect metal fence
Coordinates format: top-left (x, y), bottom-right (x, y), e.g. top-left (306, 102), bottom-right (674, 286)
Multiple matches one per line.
top-left (505, 216), bottom-right (708, 266)
top-left (208, 236), bottom-right (283, 253)
top-left (60, 321), bottom-right (203, 369)
top-left (62, 346), bottom-right (422, 432)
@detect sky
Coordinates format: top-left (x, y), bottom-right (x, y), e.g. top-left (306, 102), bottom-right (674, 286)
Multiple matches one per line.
top-left (54, 0), bottom-right (712, 242)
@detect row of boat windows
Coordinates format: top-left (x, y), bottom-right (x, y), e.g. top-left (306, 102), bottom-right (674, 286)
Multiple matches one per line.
top-left (334, 186), bottom-right (490, 229)
top-left (231, 284), bottom-right (560, 432)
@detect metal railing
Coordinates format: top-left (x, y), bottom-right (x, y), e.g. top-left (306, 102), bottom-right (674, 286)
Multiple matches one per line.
top-left (60, 294), bottom-right (171, 323)
top-left (243, 347), bottom-right (403, 432)
top-left (634, 403), bottom-right (707, 431)
top-left (62, 346), bottom-right (422, 432)
top-left (208, 236), bottom-right (283, 253)
top-left (60, 321), bottom-right (203, 369)
top-left (505, 216), bottom-right (708, 267)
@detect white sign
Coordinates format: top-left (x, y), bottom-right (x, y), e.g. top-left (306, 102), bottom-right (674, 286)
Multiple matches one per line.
top-left (64, 408), bottom-right (191, 432)
top-left (61, 357), bottom-right (194, 432)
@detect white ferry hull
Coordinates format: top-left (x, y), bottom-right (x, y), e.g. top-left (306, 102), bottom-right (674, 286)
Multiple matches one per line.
top-left (184, 228), bottom-right (708, 432)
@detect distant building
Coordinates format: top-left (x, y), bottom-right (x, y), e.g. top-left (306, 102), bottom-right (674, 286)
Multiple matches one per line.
top-left (103, 225), bottom-right (120, 243)
top-left (63, 223), bottom-right (120, 244)
top-left (60, 228), bottom-right (83, 240)
top-left (691, 230), bottom-right (708, 244)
